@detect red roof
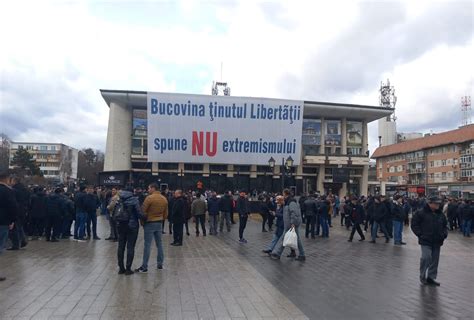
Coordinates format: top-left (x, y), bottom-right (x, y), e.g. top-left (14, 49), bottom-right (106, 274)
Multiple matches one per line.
top-left (372, 125), bottom-right (474, 158)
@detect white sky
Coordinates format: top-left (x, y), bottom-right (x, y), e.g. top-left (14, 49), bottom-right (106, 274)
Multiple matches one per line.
top-left (0, 0), bottom-right (473, 154)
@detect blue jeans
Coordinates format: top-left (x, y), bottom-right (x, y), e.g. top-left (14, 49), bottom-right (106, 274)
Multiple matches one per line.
top-left (463, 219), bottom-right (472, 236)
top-left (0, 225), bottom-right (9, 254)
top-left (266, 226), bottom-right (284, 251)
top-left (272, 226), bottom-right (305, 257)
top-left (371, 221), bottom-right (389, 241)
top-left (393, 220), bottom-right (403, 244)
top-left (320, 216), bottom-right (329, 237)
top-left (141, 222), bottom-right (164, 269)
top-left (74, 211), bottom-right (87, 239)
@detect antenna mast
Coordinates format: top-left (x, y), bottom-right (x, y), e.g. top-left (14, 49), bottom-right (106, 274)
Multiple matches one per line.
top-left (461, 96), bottom-right (471, 126)
top-left (212, 62), bottom-right (231, 96)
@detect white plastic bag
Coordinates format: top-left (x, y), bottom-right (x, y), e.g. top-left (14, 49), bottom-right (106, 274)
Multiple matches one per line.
top-left (283, 227), bottom-right (298, 249)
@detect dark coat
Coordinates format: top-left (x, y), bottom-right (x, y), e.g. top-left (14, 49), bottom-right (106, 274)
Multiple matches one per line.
top-left (303, 197), bottom-right (317, 216)
top-left (349, 203), bottom-right (365, 224)
top-left (207, 197), bottom-right (220, 216)
top-left (391, 202), bottom-right (405, 221)
top-left (12, 183), bottom-right (30, 223)
top-left (319, 200), bottom-right (330, 219)
top-left (83, 193), bottom-right (99, 214)
top-left (447, 203), bottom-right (457, 218)
top-left (74, 191), bottom-right (87, 212)
top-left (0, 183), bottom-right (18, 226)
top-left (219, 194), bottom-right (233, 212)
top-left (119, 190), bottom-right (145, 229)
top-left (171, 196), bottom-right (186, 224)
top-left (458, 203), bottom-right (472, 220)
top-left (235, 196), bottom-right (250, 217)
top-left (373, 202), bottom-right (388, 223)
top-left (411, 204), bottom-right (448, 247)
top-left (46, 193), bottom-right (66, 217)
top-left (30, 191), bottom-right (48, 218)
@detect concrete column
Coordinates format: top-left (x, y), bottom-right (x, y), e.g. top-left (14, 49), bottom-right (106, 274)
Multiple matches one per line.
top-left (250, 165), bottom-right (257, 178)
top-left (320, 118), bottom-right (325, 154)
top-left (317, 164), bottom-right (325, 194)
top-left (380, 181), bottom-right (387, 196)
top-left (341, 118), bottom-right (347, 155)
top-left (360, 165), bottom-right (369, 196)
top-left (227, 164), bottom-right (234, 178)
top-left (362, 121), bottom-right (369, 155)
top-left (203, 163), bottom-right (210, 177)
top-left (104, 101), bottom-right (132, 171)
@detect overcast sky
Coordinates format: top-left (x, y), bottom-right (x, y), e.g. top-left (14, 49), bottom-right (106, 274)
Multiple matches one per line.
top-left (1, 0), bottom-right (473, 154)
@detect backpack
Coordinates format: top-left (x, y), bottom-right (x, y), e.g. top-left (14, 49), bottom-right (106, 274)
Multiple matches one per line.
top-left (113, 199), bottom-right (132, 222)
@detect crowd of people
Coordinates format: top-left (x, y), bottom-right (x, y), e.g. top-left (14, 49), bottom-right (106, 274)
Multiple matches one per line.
top-left (1, 169), bottom-right (472, 285)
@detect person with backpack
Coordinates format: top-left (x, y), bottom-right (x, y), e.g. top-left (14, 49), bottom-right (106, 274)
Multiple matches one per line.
top-left (270, 189), bottom-right (305, 261)
top-left (115, 186), bottom-right (145, 275)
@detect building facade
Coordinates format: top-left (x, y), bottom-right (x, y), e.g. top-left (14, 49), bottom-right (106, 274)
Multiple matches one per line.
top-left (372, 125), bottom-right (474, 198)
top-left (9, 142), bottom-right (78, 183)
top-left (101, 90), bottom-right (391, 196)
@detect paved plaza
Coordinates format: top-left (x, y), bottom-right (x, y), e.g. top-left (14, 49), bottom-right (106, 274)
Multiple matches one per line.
top-left (0, 215), bottom-right (473, 320)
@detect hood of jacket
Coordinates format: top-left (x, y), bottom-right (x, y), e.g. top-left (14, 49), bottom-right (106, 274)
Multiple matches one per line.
top-left (120, 190), bottom-right (139, 206)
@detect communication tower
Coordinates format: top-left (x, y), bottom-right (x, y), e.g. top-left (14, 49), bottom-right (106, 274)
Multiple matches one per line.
top-left (211, 62), bottom-right (231, 96)
top-left (461, 96), bottom-right (471, 126)
top-left (377, 79), bottom-right (398, 146)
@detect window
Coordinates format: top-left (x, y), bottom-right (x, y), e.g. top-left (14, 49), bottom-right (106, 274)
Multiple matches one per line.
top-left (429, 173), bottom-right (434, 179)
top-left (347, 147), bottom-right (362, 155)
top-left (50, 146), bottom-right (56, 151)
top-left (441, 159), bottom-right (446, 166)
top-left (441, 172), bottom-right (447, 180)
top-left (184, 164), bottom-right (204, 171)
top-left (430, 161), bottom-right (434, 167)
top-left (210, 165), bottom-right (227, 171)
top-left (389, 166), bottom-right (395, 173)
top-left (40, 146), bottom-right (47, 150)
top-left (158, 163), bottom-right (179, 170)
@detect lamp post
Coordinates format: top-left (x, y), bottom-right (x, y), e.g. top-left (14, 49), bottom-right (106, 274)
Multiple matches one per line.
top-left (268, 156), bottom-right (293, 192)
top-left (180, 168), bottom-right (183, 190)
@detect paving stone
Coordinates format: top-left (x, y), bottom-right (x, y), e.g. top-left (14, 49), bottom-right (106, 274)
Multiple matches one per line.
top-left (0, 215), bottom-right (472, 319)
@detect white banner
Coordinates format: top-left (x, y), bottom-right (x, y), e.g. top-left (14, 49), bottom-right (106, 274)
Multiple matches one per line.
top-left (147, 92), bottom-right (304, 165)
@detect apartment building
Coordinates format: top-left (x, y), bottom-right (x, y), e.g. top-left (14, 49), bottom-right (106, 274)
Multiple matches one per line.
top-left (9, 142), bottom-right (78, 183)
top-left (372, 124), bottom-right (474, 198)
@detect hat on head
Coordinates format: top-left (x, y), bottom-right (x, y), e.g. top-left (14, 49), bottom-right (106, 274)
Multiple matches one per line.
top-left (428, 196), bottom-right (442, 204)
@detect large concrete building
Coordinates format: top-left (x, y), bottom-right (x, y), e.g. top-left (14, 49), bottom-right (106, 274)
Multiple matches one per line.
top-left (101, 89), bottom-right (392, 195)
top-left (9, 142), bottom-right (78, 183)
top-left (372, 124), bottom-right (474, 198)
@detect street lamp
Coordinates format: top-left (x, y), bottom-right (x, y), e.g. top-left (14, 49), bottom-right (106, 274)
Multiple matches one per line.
top-left (268, 156), bottom-right (293, 192)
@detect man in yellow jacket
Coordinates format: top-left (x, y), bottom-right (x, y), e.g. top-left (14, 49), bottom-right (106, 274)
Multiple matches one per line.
top-left (135, 183), bottom-right (168, 272)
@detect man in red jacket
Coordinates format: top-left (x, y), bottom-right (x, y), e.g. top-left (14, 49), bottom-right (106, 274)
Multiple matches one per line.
top-left (0, 170), bottom-right (19, 281)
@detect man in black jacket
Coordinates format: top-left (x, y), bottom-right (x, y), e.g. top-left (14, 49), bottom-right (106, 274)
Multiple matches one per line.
top-left (236, 191), bottom-right (250, 243)
top-left (0, 171), bottom-right (18, 281)
top-left (369, 196), bottom-right (390, 243)
top-left (84, 186), bottom-right (100, 240)
top-left (347, 196), bottom-right (365, 242)
top-left (8, 178), bottom-right (30, 249)
top-left (45, 188), bottom-right (66, 242)
top-left (411, 196), bottom-right (448, 286)
top-left (219, 191), bottom-right (233, 232)
top-left (303, 191), bottom-right (317, 239)
top-left (171, 190), bottom-right (186, 246)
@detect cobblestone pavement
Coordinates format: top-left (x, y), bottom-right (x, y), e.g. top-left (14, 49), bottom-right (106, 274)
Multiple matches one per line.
top-left (0, 215), bottom-right (473, 320)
